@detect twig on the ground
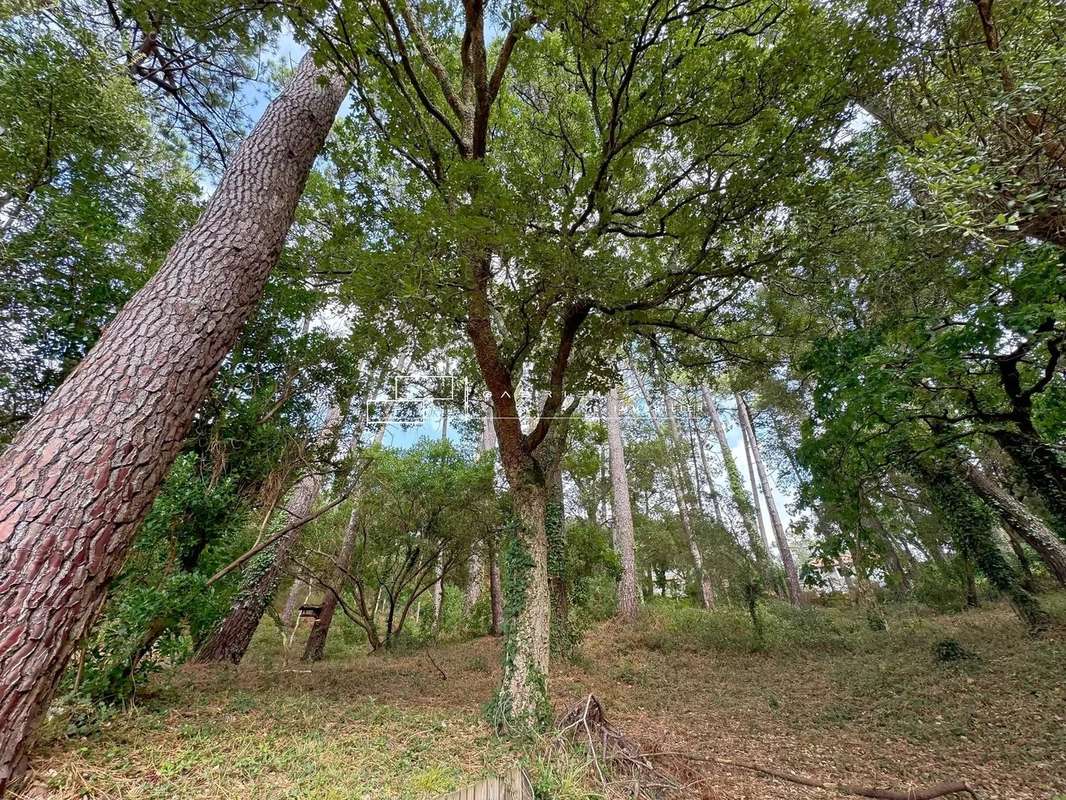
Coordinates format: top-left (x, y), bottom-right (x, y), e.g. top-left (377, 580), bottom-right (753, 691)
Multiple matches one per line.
top-left (425, 650), bottom-right (447, 681)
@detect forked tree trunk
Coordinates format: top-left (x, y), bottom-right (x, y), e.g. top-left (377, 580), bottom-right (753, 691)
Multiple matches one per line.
top-left (196, 406), bottom-right (341, 664)
top-left (736, 394), bottom-right (803, 606)
top-left (0, 52), bottom-right (346, 792)
top-left (606, 388), bottom-right (638, 620)
top-left (964, 462), bottom-right (1066, 585)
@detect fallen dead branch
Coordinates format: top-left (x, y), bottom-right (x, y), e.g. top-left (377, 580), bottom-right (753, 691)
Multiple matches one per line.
top-left (556, 694), bottom-right (978, 800)
top-left (655, 751), bottom-right (978, 800)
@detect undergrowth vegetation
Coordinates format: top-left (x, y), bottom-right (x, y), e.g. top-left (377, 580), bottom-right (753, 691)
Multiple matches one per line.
top-left (22, 592), bottom-right (1066, 800)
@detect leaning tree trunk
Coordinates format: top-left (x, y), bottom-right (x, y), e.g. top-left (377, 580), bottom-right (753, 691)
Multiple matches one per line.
top-left (917, 458), bottom-right (1048, 629)
top-left (739, 401), bottom-right (771, 553)
top-left (992, 428), bottom-right (1066, 541)
top-left (736, 394), bottom-right (804, 606)
top-left (301, 511), bottom-right (359, 662)
top-left (606, 388), bottom-right (639, 621)
top-left (0, 52), bottom-right (346, 793)
top-left (302, 418), bottom-right (388, 662)
top-left (701, 387), bottom-right (769, 569)
top-left (281, 576), bottom-right (311, 631)
top-left (964, 462), bottom-right (1066, 586)
top-left (661, 392), bottom-right (715, 608)
top-left (195, 405), bottom-right (342, 663)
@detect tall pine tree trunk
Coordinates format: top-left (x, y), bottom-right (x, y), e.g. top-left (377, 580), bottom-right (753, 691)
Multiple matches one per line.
top-left (465, 396), bottom-right (495, 615)
top-left (606, 388), bottom-right (638, 620)
top-left (0, 52), bottom-right (346, 791)
top-left (736, 394), bottom-right (803, 606)
top-left (701, 387), bottom-right (768, 568)
top-left (739, 402), bottom-right (771, 554)
top-left (196, 405), bottom-right (342, 663)
top-left (488, 538), bottom-right (503, 635)
top-left (663, 393), bottom-right (715, 608)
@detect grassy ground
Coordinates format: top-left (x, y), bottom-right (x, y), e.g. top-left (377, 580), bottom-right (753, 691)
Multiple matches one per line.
top-left (17, 593), bottom-right (1066, 800)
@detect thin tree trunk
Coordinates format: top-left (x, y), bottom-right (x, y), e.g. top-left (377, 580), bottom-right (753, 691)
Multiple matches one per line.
top-left (701, 387), bottom-right (767, 568)
top-left (1004, 527), bottom-right (1037, 592)
top-left (281, 577), bottom-right (310, 631)
top-left (606, 388), bottom-right (638, 621)
top-left (736, 394), bottom-right (804, 606)
top-left (964, 462), bottom-right (1066, 586)
top-left (302, 416), bottom-right (390, 662)
top-left (432, 554), bottom-right (445, 630)
top-left (466, 395), bottom-right (495, 614)
top-left (488, 538), bottom-right (502, 636)
top-left (632, 369), bottom-right (714, 609)
top-left (739, 400), bottom-right (771, 553)
top-left (196, 406), bottom-right (342, 663)
top-left (0, 52), bottom-right (346, 792)
top-left (431, 400), bottom-right (450, 629)
top-left (692, 421), bottom-right (723, 526)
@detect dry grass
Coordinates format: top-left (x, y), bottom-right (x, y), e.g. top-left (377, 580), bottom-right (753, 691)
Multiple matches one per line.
top-left (17, 593), bottom-right (1066, 800)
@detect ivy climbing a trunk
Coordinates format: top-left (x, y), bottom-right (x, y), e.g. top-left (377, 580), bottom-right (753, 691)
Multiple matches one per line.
top-left (914, 457), bottom-right (1049, 631)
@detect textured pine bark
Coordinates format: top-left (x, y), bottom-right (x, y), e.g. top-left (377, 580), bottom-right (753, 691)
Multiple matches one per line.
top-left (0, 52), bottom-right (346, 792)
top-left (605, 388), bottom-right (638, 621)
top-left (464, 400), bottom-right (496, 614)
top-left (736, 394), bottom-right (804, 606)
top-left (196, 406), bottom-right (341, 664)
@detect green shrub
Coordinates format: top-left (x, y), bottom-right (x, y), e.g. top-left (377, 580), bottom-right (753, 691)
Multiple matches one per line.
top-left (933, 637), bottom-right (975, 663)
top-left (911, 563), bottom-right (970, 613)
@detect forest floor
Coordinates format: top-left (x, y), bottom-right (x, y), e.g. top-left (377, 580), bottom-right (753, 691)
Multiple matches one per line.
top-left (17, 592), bottom-right (1066, 800)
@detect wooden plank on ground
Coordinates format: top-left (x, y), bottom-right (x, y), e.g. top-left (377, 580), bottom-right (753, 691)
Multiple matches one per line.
top-left (434, 766), bottom-right (532, 800)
